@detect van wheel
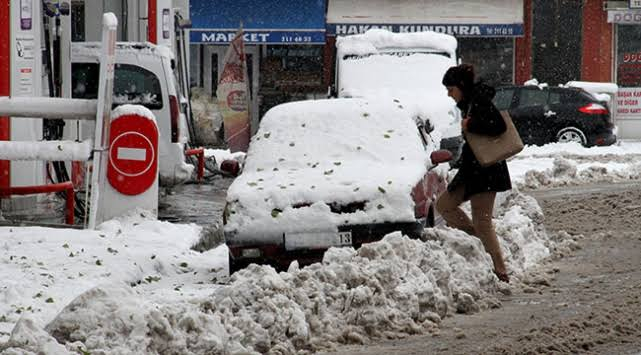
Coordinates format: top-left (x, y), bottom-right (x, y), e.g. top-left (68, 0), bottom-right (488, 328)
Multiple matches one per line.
top-left (556, 127), bottom-right (587, 146)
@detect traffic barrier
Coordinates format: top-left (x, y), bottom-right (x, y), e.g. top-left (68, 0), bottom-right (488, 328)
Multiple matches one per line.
top-left (0, 181), bottom-right (74, 225)
top-left (185, 147), bottom-right (205, 182)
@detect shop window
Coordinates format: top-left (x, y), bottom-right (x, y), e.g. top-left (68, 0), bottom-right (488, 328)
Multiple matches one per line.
top-left (265, 45), bottom-right (323, 72)
top-left (457, 38), bottom-right (514, 86)
top-left (616, 25), bottom-right (641, 87)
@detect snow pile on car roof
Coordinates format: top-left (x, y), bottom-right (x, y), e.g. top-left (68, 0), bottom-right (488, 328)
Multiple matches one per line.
top-left (225, 98), bottom-right (432, 237)
top-left (1, 191), bottom-right (554, 354)
top-left (337, 29), bottom-right (457, 58)
top-left (336, 29), bottom-right (459, 141)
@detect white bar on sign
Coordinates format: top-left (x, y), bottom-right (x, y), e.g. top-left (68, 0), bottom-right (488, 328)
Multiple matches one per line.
top-left (117, 147), bottom-right (146, 161)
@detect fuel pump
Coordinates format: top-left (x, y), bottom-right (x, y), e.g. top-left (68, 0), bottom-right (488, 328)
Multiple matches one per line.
top-left (42, 0), bottom-right (87, 218)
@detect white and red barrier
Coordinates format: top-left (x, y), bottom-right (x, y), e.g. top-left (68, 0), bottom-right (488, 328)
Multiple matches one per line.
top-left (0, 13), bottom-right (160, 229)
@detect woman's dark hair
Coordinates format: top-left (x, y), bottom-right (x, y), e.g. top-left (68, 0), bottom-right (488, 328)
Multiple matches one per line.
top-left (442, 64), bottom-right (475, 95)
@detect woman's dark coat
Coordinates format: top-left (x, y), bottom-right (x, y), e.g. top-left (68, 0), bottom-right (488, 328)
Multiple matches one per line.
top-left (448, 83), bottom-right (512, 199)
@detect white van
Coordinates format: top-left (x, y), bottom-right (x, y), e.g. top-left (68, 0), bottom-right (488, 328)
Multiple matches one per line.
top-left (70, 42), bottom-right (193, 186)
top-left (334, 29), bottom-right (463, 162)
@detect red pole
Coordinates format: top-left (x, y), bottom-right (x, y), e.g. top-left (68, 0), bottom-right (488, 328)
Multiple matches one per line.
top-left (186, 148), bottom-right (205, 182)
top-left (0, 0), bottom-right (11, 191)
top-left (65, 184), bottom-right (74, 225)
top-left (514, 0), bottom-right (533, 84)
top-left (148, 0), bottom-right (157, 44)
top-left (0, 182), bottom-right (75, 225)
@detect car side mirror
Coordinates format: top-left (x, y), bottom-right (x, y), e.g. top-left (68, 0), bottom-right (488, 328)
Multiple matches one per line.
top-left (430, 149), bottom-right (453, 165)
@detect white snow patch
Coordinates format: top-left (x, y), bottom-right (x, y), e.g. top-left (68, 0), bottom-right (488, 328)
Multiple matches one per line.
top-left (0, 190), bottom-right (554, 354)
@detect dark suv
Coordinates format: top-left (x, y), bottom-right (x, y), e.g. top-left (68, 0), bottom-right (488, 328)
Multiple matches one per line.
top-left (493, 85), bottom-right (617, 147)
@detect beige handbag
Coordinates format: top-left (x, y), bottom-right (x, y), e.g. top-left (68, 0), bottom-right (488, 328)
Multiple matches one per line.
top-left (464, 110), bottom-right (524, 167)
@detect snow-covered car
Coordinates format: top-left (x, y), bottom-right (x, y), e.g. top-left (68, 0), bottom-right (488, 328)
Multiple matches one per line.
top-left (70, 42), bottom-right (194, 186)
top-left (334, 29), bottom-right (463, 164)
top-left (223, 98), bottom-right (452, 272)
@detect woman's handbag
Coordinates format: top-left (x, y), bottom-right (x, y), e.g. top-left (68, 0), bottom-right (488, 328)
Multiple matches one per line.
top-left (464, 110), bottom-right (524, 167)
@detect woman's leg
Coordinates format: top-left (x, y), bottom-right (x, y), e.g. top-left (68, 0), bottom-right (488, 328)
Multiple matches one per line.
top-left (469, 192), bottom-right (507, 275)
top-left (435, 186), bottom-right (475, 235)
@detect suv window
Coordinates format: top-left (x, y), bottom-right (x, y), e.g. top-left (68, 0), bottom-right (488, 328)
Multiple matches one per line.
top-left (493, 88), bottom-right (516, 110)
top-left (72, 63), bottom-right (164, 110)
top-left (519, 88), bottom-right (548, 107)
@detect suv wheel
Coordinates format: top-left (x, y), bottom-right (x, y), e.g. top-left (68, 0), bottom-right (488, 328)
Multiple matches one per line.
top-left (556, 127), bottom-right (587, 146)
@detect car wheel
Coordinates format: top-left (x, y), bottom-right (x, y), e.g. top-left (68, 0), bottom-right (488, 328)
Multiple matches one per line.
top-left (425, 206), bottom-right (435, 228)
top-left (228, 252), bottom-right (247, 275)
top-left (556, 127), bottom-right (587, 146)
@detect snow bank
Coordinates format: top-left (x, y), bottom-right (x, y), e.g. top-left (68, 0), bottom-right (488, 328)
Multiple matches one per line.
top-left (1, 190), bottom-right (554, 354)
top-left (204, 148), bottom-right (246, 169)
top-left (508, 141), bottom-right (641, 189)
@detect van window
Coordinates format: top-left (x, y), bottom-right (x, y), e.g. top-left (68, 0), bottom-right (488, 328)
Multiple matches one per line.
top-left (72, 63), bottom-right (163, 110)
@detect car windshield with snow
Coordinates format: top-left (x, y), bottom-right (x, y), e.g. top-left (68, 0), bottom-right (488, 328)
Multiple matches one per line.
top-left (223, 98), bottom-right (452, 272)
top-left (494, 84), bottom-right (617, 147)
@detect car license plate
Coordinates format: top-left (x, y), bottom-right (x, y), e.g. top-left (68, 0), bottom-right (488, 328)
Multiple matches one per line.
top-left (338, 231), bottom-right (352, 245)
top-left (284, 230), bottom-right (353, 250)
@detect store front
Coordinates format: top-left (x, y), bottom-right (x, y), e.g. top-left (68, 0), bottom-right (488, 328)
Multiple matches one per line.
top-left (325, 0), bottom-right (525, 86)
top-left (189, 0), bottom-right (327, 127)
top-left (608, 9), bottom-right (641, 138)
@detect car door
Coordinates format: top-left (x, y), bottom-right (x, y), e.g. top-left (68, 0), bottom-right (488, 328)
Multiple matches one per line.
top-left (511, 87), bottom-right (549, 145)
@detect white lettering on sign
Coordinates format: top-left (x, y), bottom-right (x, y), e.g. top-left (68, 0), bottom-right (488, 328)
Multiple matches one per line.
top-left (336, 24), bottom-right (482, 36)
top-left (117, 147), bottom-right (147, 161)
top-left (616, 88), bottom-right (641, 117)
top-left (608, 10), bottom-right (641, 23)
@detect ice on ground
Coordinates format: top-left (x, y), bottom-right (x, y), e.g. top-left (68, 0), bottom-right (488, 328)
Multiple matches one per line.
top-left (1, 190), bottom-right (554, 354)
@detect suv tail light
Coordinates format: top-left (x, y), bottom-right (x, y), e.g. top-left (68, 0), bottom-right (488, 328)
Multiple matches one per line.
top-left (169, 95), bottom-right (180, 143)
top-left (578, 103), bottom-right (608, 115)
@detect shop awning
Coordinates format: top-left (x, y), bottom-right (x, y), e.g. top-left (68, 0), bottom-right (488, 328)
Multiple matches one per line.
top-left (189, 0), bottom-right (327, 44)
top-left (326, 0), bottom-right (524, 37)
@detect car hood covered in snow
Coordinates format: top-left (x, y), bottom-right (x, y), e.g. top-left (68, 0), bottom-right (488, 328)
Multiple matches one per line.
top-left (225, 98), bottom-right (435, 237)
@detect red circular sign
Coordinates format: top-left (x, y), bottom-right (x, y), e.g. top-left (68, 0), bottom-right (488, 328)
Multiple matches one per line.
top-left (107, 114), bottom-right (158, 195)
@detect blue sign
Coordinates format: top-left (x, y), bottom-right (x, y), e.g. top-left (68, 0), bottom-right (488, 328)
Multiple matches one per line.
top-left (190, 0), bottom-right (326, 44)
top-left (190, 30), bottom-right (326, 45)
top-left (327, 23), bottom-right (524, 37)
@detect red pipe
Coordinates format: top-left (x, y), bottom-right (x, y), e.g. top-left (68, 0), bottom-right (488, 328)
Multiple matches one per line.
top-left (0, 0), bottom-right (11, 191)
top-left (0, 182), bottom-right (75, 225)
top-left (186, 147), bottom-right (205, 182)
top-left (148, 0), bottom-right (157, 44)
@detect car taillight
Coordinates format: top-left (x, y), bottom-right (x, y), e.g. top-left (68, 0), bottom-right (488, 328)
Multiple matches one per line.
top-left (578, 103), bottom-right (608, 115)
top-left (169, 95), bottom-right (180, 143)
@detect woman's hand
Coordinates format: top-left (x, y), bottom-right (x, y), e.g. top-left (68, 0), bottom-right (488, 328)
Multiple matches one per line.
top-left (461, 117), bottom-right (471, 130)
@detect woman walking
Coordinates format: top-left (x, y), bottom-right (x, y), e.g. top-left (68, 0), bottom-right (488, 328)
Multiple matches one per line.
top-left (436, 64), bottom-right (512, 283)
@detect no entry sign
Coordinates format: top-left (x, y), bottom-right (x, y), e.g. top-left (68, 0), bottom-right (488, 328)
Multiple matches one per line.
top-left (107, 114), bottom-right (158, 195)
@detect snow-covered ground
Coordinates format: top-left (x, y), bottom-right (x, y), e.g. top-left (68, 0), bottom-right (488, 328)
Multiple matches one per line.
top-left (508, 140), bottom-right (641, 189)
top-left (1, 140), bottom-right (640, 354)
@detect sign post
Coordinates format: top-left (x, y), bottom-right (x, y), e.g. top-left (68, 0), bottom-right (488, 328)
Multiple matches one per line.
top-left (88, 13), bottom-right (117, 229)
